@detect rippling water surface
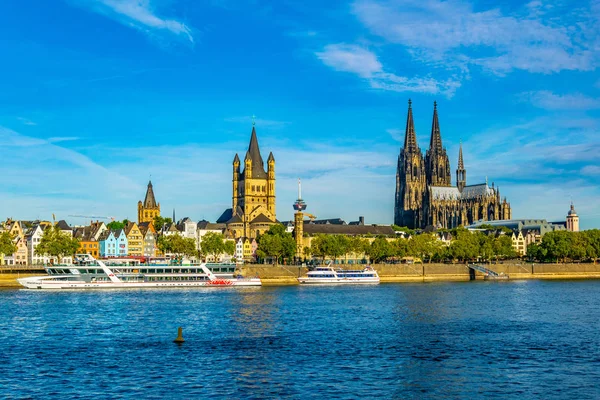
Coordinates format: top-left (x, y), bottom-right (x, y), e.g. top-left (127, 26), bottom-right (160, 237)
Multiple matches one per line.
top-left (1, 280), bottom-right (600, 399)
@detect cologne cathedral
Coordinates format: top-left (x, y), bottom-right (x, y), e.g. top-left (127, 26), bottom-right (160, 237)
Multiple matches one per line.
top-left (394, 100), bottom-right (511, 229)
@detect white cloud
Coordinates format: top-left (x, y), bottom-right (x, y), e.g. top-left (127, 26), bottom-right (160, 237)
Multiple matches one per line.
top-left (315, 44), bottom-right (460, 96)
top-left (519, 91), bottom-right (600, 110)
top-left (316, 44), bottom-right (382, 78)
top-left (351, 0), bottom-right (596, 74)
top-left (78, 0), bottom-right (194, 43)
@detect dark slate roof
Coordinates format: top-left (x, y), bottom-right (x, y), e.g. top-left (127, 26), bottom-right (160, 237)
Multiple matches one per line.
top-left (242, 127), bottom-right (267, 179)
top-left (227, 214), bottom-right (243, 224)
top-left (303, 224), bottom-right (395, 236)
top-left (124, 222), bottom-right (137, 235)
top-left (98, 231), bottom-right (111, 241)
top-left (56, 220), bottom-right (71, 231)
top-left (74, 226), bottom-right (97, 241)
top-left (197, 220), bottom-right (226, 230)
top-left (306, 218), bottom-right (347, 225)
top-left (216, 208), bottom-right (233, 224)
top-left (143, 181), bottom-right (158, 208)
top-left (460, 183), bottom-right (494, 199)
top-left (112, 228), bottom-right (125, 237)
top-left (251, 214), bottom-right (274, 224)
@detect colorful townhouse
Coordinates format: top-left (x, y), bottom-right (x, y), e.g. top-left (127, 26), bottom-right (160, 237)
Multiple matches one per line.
top-left (138, 222), bottom-right (157, 258)
top-left (3, 220), bottom-right (28, 266)
top-left (99, 229), bottom-right (128, 258)
top-left (74, 221), bottom-right (107, 259)
top-left (125, 222), bottom-right (143, 257)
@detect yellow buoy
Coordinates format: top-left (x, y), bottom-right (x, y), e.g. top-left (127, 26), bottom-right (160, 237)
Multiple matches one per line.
top-left (173, 327), bottom-right (185, 344)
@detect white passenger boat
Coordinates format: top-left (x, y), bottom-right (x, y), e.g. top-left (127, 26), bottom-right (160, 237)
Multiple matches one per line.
top-left (18, 254), bottom-right (261, 289)
top-left (298, 265), bottom-right (380, 285)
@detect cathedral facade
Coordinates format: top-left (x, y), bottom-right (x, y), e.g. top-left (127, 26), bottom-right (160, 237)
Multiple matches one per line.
top-left (217, 125), bottom-right (277, 238)
top-left (394, 100), bottom-right (511, 229)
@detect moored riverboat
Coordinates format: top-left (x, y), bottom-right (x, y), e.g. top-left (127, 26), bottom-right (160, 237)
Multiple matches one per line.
top-left (298, 265), bottom-right (380, 285)
top-left (17, 254), bottom-right (261, 289)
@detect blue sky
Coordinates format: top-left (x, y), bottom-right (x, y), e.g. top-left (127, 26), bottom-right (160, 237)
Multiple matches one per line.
top-left (0, 0), bottom-right (599, 229)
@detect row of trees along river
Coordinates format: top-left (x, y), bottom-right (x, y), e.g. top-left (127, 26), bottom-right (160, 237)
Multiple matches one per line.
top-left (1, 221), bottom-right (598, 265)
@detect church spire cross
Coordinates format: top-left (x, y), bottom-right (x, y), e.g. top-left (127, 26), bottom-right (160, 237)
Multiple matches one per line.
top-left (252, 114), bottom-right (256, 126)
top-left (403, 99), bottom-right (418, 152)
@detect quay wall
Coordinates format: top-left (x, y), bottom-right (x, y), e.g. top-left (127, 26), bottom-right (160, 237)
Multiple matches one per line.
top-left (2, 263), bottom-right (599, 288)
top-left (242, 263), bottom-right (600, 284)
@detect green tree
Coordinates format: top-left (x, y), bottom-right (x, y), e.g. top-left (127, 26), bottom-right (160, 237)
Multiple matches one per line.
top-left (391, 237), bottom-right (409, 259)
top-left (367, 237), bottom-right (393, 263)
top-left (348, 236), bottom-right (369, 261)
top-left (200, 232), bottom-right (226, 261)
top-left (493, 234), bottom-right (516, 259)
top-left (391, 225), bottom-right (415, 235)
top-left (157, 235), bottom-right (197, 261)
top-left (223, 240), bottom-right (236, 257)
top-left (409, 233), bottom-right (443, 262)
top-left (153, 216), bottom-right (173, 231)
top-left (257, 225), bottom-right (296, 265)
top-left (35, 225), bottom-right (80, 264)
top-left (106, 220), bottom-right (128, 231)
top-left (0, 232), bottom-right (17, 257)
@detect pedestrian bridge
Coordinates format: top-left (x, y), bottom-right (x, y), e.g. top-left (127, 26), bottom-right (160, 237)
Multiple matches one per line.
top-left (467, 264), bottom-right (509, 280)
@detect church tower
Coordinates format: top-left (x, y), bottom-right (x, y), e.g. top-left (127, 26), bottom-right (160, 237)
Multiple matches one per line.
top-left (425, 101), bottom-right (451, 187)
top-left (227, 123), bottom-right (277, 238)
top-left (138, 181), bottom-right (161, 224)
top-left (394, 99), bottom-right (426, 229)
top-left (566, 202), bottom-right (579, 232)
top-left (456, 141), bottom-right (466, 192)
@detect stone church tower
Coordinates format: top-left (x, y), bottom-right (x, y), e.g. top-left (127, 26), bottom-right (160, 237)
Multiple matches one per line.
top-left (394, 99), bottom-right (426, 229)
top-left (219, 124), bottom-right (277, 238)
top-left (138, 181), bottom-right (160, 224)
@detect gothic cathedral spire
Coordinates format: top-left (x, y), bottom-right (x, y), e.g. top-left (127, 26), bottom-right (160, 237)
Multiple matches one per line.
top-left (425, 101), bottom-right (451, 187)
top-left (456, 141), bottom-right (466, 192)
top-left (404, 99), bottom-right (418, 152)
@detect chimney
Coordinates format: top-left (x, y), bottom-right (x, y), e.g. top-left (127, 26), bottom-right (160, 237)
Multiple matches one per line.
top-left (359, 216), bottom-right (365, 226)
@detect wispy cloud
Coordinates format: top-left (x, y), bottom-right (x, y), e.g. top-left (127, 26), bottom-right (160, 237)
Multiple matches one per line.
top-left (316, 43), bottom-right (460, 96)
top-left (351, 0), bottom-right (596, 75)
top-left (386, 128), bottom-right (403, 142)
top-left (519, 91), bottom-right (600, 110)
top-left (16, 117), bottom-right (37, 126)
top-left (76, 0), bottom-right (194, 44)
top-left (48, 137), bottom-right (80, 143)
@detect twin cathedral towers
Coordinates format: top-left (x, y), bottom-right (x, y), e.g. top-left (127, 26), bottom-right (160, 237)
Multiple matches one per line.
top-left (394, 100), bottom-right (511, 229)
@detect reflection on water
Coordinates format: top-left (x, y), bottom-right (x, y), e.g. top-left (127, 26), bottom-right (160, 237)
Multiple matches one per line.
top-left (1, 281), bottom-right (600, 398)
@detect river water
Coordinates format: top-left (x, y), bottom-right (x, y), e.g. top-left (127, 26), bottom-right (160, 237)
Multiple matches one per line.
top-left (1, 280), bottom-right (599, 399)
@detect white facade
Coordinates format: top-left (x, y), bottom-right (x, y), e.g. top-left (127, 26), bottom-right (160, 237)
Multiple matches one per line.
top-left (26, 225), bottom-right (51, 265)
top-left (235, 238), bottom-right (244, 262)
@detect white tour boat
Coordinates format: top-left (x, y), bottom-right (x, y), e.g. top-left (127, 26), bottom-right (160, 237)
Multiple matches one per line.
top-left (298, 265), bottom-right (380, 285)
top-left (18, 254), bottom-right (261, 289)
